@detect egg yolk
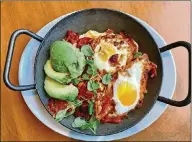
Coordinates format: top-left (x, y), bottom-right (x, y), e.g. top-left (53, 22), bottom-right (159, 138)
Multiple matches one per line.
top-left (117, 82), bottom-right (137, 106)
top-left (98, 42), bottom-right (116, 61)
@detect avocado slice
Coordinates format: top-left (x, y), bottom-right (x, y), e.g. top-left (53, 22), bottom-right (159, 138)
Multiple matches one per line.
top-left (68, 48), bottom-right (86, 78)
top-left (44, 76), bottom-right (78, 101)
top-left (50, 41), bottom-right (78, 73)
top-left (44, 60), bottom-right (71, 84)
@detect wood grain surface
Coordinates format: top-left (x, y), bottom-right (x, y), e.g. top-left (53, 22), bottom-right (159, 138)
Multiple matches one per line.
top-left (1, 1), bottom-right (190, 141)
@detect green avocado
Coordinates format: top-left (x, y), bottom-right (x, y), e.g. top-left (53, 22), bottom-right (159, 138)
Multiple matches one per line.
top-left (44, 76), bottom-right (78, 101)
top-left (50, 40), bottom-right (86, 79)
top-left (68, 48), bottom-right (86, 78)
top-left (50, 40), bottom-right (78, 73)
top-left (44, 60), bottom-right (71, 84)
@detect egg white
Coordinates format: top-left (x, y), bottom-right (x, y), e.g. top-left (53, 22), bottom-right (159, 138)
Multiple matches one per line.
top-left (94, 40), bottom-right (129, 73)
top-left (80, 30), bottom-right (105, 39)
top-left (113, 61), bottom-right (144, 114)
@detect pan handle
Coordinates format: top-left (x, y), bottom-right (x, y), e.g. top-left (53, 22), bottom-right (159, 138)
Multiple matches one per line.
top-left (158, 41), bottom-right (191, 107)
top-left (3, 29), bottom-right (44, 91)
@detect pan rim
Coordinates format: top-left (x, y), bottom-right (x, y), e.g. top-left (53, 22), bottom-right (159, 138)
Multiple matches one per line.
top-left (33, 8), bottom-right (164, 136)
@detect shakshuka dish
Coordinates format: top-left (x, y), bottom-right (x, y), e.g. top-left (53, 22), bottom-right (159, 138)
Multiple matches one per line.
top-left (43, 29), bottom-right (157, 134)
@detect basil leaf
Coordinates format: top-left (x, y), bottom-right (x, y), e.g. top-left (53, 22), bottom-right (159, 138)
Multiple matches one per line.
top-left (82, 73), bottom-right (90, 81)
top-left (55, 106), bottom-right (75, 122)
top-left (102, 73), bottom-right (112, 85)
top-left (88, 101), bottom-right (94, 115)
top-left (72, 117), bottom-right (87, 128)
top-left (134, 52), bottom-right (142, 58)
top-left (81, 45), bottom-right (94, 56)
top-left (71, 78), bottom-right (80, 85)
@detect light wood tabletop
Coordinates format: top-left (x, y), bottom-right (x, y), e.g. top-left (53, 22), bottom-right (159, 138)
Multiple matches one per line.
top-left (1, 1), bottom-right (190, 141)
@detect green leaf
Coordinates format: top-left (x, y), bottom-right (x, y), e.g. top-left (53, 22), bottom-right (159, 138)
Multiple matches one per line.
top-left (55, 106), bottom-right (75, 122)
top-left (87, 80), bottom-right (99, 91)
top-left (90, 120), bottom-right (100, 133)
top-left (72, 117), bottom-right (87, 128)
top-left (92, 66), bottom-right (98, 76)
top-left (134, 52), bottom-right (142, 58)
top-left (102, 73), bottom-right (112, 85)
top-left (87, 81), bottom-right (93, 91)
top-left (71, 78), bottom-right (80, 85)
top-left (88, 101), bottom-right (94, 115)
top-left (72, 99), bottom-right (83, 107)
top-left (87, 65), bottom-right (97, 76)
top-left (86, 59), bottom-right (94, 65)
top-left (86, 60), bottom-right (97, 76)
top-left (87, 66), bottom-right (93, 75)
top-left (91, 81), bottom-right (100, 90)
top-left (72, 117), bottom-right (100, 134)
top-left (81, 45), bottom-right (94, 56)
top-left (82, 73), bottom-right (90, 81)
top-left (93, 90), bottom-right (97, 95)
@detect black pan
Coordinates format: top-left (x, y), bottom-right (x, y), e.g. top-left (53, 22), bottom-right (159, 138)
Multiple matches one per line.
top-left (4, 9), bottom-right (191, 136)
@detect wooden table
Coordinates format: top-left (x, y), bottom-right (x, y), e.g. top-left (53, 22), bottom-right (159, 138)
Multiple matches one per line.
top-left (1, 1), bottom-right (190, 141)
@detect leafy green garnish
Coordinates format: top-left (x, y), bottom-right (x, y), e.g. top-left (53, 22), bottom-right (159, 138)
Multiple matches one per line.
top-left (88, 101), bottom-right (94, 115)
top-left (86, 59), bottom-right (94, 65)
top-left (134, 52), bottom-right (142, 58)
top-left (81, 45), bottom-right (94, 56)
top-left (55, 99), bottom-right (82, 122)
top-left (87, 65), bottom-right (97, 76)
top-left (72, 117), bottom-right (87, 128)
top-left (102, 73), bottom-right (112, 85)
top-left (72, 117), bottom-right (100, 134)
top-left (86, 59), bottom-right (97, 76)
top-left (87, 80), bottom-right (100, 92)
top-left (82, 73), bottom-right (90, 81)
top-left (72, 99), bottom-right (83, 107)
top-left (55, 106), bottom-right (75, 122)
top-left (71, 78), bottom-right (80, 85)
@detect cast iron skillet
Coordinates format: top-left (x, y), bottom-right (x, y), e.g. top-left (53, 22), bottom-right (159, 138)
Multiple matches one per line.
top-left (3, 9), bottom-right (191, 136)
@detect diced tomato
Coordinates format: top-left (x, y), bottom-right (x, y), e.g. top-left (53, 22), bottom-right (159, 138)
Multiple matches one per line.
top-left (77, 82), bottom-right (87, 100)
top-left (119, 31), bottom-right (131, 39)
top-left (74, 101), bottom-right (90, 120)
top-left (64, 30), bottom-right (79, 44)
top-left (101, 115), bottom-right (123, 124)
top-left (102, 95), bottom-right (111, 104)
top-left (77, 37), bottom-right (93, 48)
top-left (77, 81), bottom-right (94, 101)
top-left (150, 67), bottom-right (157, 78)
top-left (85, 91), bottom-right (94, 100)
top-left (48, 98), bottom-right (70, 115)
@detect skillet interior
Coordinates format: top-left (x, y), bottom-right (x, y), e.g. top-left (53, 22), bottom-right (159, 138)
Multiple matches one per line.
top-left (35, 9), bottom-right (163, 135)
